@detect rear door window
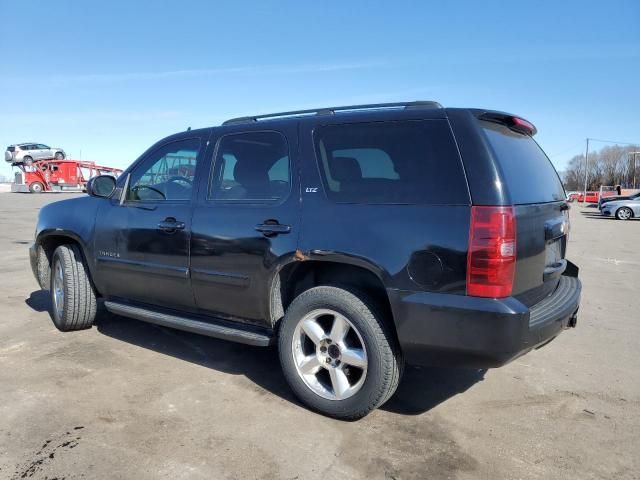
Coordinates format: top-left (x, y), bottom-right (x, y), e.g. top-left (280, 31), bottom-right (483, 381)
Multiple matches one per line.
top-left (210, 131), bottom-right (290, 202)
top-left (480, 121), bottom-right (565, 204)
top-left (314, 120), bottom-right (469, 204)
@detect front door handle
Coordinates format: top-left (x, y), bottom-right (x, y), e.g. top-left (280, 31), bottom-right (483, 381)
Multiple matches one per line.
top-left (158, 217), bottom-right (185, 233)
top-left (255, 222), bottom-right (291, 236)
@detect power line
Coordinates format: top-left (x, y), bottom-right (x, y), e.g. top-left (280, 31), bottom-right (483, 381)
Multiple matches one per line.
top-left (586, 138), bottom-right (640, 147)
top-left (548, 142), bottom-right (586, 158)
top-left (549, 138), bottom-right (640, 159)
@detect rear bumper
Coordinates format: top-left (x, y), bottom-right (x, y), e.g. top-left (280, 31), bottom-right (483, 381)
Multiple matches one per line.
top-left (11, 183), bottom-right (29, 193)
top-left (389, 266), bottom-right (581, 368)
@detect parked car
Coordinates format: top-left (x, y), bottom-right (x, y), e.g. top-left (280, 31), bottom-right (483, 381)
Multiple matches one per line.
top-left (598, 191), bottom-right (640, 210)
top-left (5, 143), bottom-right (66, 165)
top-left (601, 196), bottom-right (640, 220)
top-left (29, 102), bottom-right (581, 419)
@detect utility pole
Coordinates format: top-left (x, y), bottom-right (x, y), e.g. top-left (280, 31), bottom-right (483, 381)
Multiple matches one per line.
top-left (629, 151), bottom-right (640, 189)
top-left (583, 138), bottom-right (590, 204)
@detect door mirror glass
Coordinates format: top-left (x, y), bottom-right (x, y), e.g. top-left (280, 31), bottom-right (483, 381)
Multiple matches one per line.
top-left (87, 175), bottom-right (117, 198)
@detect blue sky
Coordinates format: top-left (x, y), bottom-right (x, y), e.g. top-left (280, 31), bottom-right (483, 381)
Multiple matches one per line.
top-left (1, 0), bottom-right (639, 179)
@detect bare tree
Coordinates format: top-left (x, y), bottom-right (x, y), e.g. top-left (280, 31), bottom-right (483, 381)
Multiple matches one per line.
top-left (562, 145), bottom-right (640, 190)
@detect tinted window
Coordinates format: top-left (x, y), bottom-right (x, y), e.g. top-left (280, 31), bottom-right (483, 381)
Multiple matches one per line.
top-left (127, 138), bottom-right (200, 202)
top-left (37, 144), bottom-right (49, 149)
top-left (481, 121), bottom-right (565, 204)
top-left (7, 146), bottom-right (14, 152)
top-left (210, 131), bottom-right (290, 201)
top-left (314, 120), bottom-right (468, 204)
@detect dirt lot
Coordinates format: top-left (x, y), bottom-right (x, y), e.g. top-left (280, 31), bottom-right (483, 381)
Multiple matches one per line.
top-left (0, 193), bottom-right (638, 480)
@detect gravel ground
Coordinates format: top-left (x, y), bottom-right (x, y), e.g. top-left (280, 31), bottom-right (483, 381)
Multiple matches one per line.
top-left (0, 192), bottom-right (638, 480)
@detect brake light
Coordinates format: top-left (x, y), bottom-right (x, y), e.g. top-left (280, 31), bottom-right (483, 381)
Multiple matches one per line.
top-left (511, 117), bottom-right (536, 136)
top-left (467, 206), bottom-right (516, 298)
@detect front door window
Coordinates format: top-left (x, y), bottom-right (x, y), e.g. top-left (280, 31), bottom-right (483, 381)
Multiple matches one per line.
top-left (127, 138), bottom-right (201, 202)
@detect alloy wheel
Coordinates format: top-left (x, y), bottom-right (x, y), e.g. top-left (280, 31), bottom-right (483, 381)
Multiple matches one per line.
top-left (617, 208), bottom-right (632, 220)
top-left (291, 308), bottom-right (368, 400)
top-left (52, 260), bottom-right (65, 318)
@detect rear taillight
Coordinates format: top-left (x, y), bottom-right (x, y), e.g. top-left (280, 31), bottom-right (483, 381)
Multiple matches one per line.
top-left (466, 206), bottom-right (516, 298)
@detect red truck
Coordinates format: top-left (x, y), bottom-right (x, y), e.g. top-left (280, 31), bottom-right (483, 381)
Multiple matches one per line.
top-left (11, 159), bottom-right (122, 193)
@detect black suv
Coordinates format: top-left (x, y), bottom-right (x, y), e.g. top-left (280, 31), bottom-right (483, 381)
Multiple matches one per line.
top-left (30, 101), bottom-right (581, 419)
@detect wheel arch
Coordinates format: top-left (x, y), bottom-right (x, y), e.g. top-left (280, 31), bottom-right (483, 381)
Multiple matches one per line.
top-left (35, 232), bottom-right (99, 294)
top-left (269, 257), bottom-right (396, 335)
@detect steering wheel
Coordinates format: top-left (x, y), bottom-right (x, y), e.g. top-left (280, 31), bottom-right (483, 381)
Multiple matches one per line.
top-left (131, 184), bottom-right (166, 200)
top-left (167, 176), bottom-right (193, 187)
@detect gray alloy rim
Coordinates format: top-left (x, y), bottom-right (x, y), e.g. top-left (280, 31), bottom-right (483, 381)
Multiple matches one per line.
top-left (53, 260), bottom-right (65, 318)
top-left (291, 308), bottom-right (368, 401)
top-left (618, 208), bottom-right (631, 220)
top-left (32, 183), bottom-right (42, 192)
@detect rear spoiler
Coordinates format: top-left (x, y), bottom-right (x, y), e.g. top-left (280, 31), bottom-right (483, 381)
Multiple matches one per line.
top-left (471, 109), bottom-right (538, 136)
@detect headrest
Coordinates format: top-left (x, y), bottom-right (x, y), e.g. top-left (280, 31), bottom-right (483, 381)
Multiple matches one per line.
top-left (329, 156), bottom-right (362, 182)
top-left (233, 160), bottom-right (268, 186)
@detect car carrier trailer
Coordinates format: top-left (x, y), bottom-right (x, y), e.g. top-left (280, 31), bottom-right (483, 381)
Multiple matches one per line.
top-left (11, 159), bottom-right (122, 193)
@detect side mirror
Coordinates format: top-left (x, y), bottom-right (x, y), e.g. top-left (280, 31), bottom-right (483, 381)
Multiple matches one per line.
top-left (86, 175), bottom-right (117, 198)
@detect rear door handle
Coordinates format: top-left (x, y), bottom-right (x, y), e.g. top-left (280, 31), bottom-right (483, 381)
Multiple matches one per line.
top-left (158, 217), bottom-right (185, 232)
top-left (255, 223), bottom-right (291, 236)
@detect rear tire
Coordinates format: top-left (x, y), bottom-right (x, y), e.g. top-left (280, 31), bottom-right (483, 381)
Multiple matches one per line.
top-left (29, 182), bottom-right (44, 194)
top-left (54, 151), bottom-right (65, 160)
top-left (616, 207), bottom-right (633, 220)
top-left (23, 155), bottom-right (33, 166)
top-left (50, 244), bottom-right (97, 331)
top-left (278, 286), bottom-right (403, 420)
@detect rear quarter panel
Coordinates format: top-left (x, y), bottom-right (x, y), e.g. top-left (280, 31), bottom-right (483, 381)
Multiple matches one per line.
top-left (297, 114), bottom-right (471, 294)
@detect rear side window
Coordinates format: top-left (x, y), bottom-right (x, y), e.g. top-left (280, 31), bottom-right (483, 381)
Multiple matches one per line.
top-left (314, 120), bottom-right (468, 204)
top-left (480, 121), bottom-right (565, 204)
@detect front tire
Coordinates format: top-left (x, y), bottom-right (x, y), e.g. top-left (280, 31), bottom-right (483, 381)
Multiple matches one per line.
top-left (50, 244), bottom-right (97, 331)
top-left (278, 286), bottom-right (402, 420)
top-left (29, 182), bottom-right (44, 193)
top-left (54, 151), bottom-right (65, 160)
top-left (616, 207), bottom-right (633, 220)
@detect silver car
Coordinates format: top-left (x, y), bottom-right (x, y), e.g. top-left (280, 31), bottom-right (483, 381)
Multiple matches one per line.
top-left (601, 196), bottom-right (640, 220)
top-left (5, 143), bottom-right (66, 165)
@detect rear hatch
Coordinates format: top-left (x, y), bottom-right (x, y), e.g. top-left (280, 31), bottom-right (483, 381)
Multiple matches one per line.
top-left (480, 119), bottom-right (568, 307)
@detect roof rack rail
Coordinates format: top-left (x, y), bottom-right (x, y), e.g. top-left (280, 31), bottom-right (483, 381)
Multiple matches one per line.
top-left (222, 101), bottom-right (442, 125)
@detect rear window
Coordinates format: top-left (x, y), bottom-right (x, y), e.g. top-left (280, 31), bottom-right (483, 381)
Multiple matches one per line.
top-left (481, 121), bottom-right (565, 204)
top-left (7, 146), bottom-right (14, 152)
top-left (314, 120), bottom-right (469, 204)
